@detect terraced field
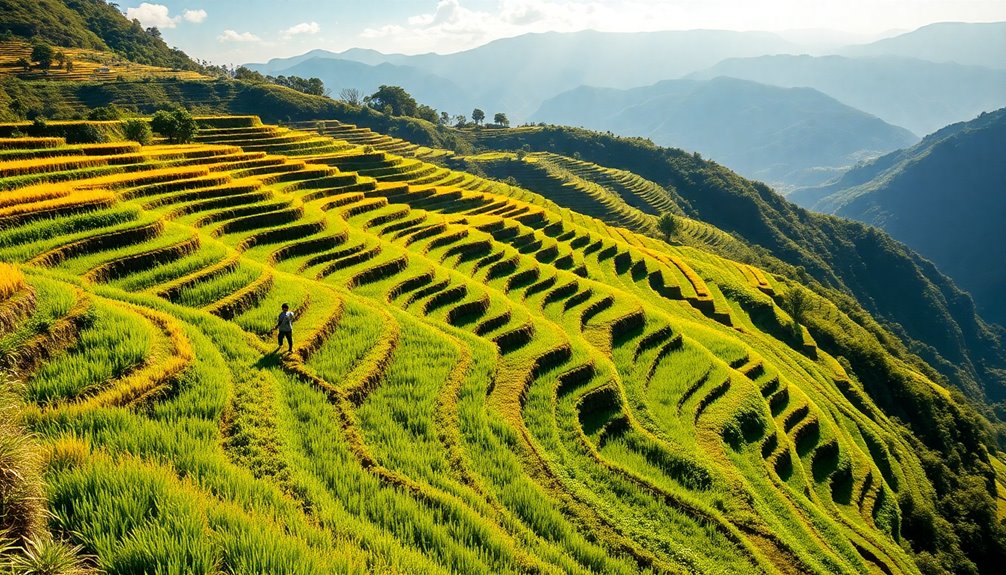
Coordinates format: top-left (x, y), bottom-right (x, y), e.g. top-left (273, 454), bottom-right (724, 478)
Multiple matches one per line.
top-left (0, 116), bottom-right (948, 574)
top-left (0, 40), bottom-right (207, 82)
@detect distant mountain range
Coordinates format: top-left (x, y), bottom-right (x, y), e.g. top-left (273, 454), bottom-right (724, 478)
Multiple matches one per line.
top-left (689, 54), bottom-right (1006, 136)
top-left (248, 29), bottom-right (801, 120)
top-left (530, 76), bottom-right (918, 189)
top-left (791, 107), bottom-right (1006, 326)
top-left (247, 22), bottom-right (1006, 191)
top-left (840, 21), bottom-right (1006, 69)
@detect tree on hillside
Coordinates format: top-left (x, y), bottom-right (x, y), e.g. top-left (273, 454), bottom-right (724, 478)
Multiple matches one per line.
top-left (54, 50), bottom-right (65, 69)
top-left (416, 104), bottom-right (439, 124)
top-left (494, 112), bottom-right (509, 127)
top-left (339, 88), bottom-right (362, 106)
top-left (472, 108), bottom-right (485, 126)
top-left (454, 115), bottom-right (468, 128)
top-left (151, 108), bottom-right (197, 144)
top-left (123, 119), bottom-right (152, 145)
top-left (15, 57), bottom-right (30, 72)
top-left (30, 43), bottom-right (54, 69)
top-left (658, 212), bottom-right (677, 242)
top-left (367, 85), bottom-right (417, 117)
top-left (781, 286), bottom-right (813, 344)
top-left (235, 66), bottom-right (266, 82)
top-left (440, 111), bottom-right (450, 125)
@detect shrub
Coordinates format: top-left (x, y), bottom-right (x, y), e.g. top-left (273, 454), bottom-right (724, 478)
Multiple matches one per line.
top-left (70, 123), bottom-right (108, 144)
top-left (151, 108), bottom-right (197, 144)
top-left (87, 105), bottom-right (122, 121)
top-left (123, 119), bottom-right (153, 145)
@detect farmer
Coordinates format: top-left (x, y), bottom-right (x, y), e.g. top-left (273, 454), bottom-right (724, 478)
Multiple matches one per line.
top-left (276, 303), bottom-right (294, 353)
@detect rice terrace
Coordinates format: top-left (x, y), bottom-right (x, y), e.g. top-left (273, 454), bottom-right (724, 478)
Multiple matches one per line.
top-left (1, 1), bottom-right (1005, 574)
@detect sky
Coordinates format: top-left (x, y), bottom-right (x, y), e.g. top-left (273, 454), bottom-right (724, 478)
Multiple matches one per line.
top-left (121, 0), bottom-right (1006, 65)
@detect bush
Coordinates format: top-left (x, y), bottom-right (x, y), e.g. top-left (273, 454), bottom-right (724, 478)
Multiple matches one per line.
top-left (151, 108), bottom-right (197, 144)
top-left (69, 123), bottom-right (108, 144)
top-left (123, 119), bottom-right (153, 145)
top-left (87, 105), bottom-right (122, 121)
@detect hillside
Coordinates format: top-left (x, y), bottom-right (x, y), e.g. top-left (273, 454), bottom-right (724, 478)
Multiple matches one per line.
top-left (247, 29), bottom-right (800, 121)
top-left (689, 54), bottom-right (1006, 136)
top-left (530, 76), bottom-right (918, 189)
top-left (0, 0), bottom-right (202, 71)
top-left (791, 108), bottom-right (1006, 332)
top-left (465, 125), bottom-right (1006, 409)
top-left (840, 22), bottom-right (1006, 69)
top-left (1, 116), bottom-right (1005, 575)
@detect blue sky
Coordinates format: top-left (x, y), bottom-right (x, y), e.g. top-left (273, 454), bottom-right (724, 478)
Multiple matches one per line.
top-left (121, 1), bottom-right (1006, 65)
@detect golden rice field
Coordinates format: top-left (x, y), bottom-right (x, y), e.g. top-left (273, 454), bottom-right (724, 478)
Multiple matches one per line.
top-left (0, 40), bottom-right (208, 82)
top-left (0, 116), bottom-right (961, 574)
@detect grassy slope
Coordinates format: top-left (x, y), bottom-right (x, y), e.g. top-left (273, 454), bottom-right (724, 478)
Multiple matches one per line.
top-left (0, 118), bottom-right (1003, 575)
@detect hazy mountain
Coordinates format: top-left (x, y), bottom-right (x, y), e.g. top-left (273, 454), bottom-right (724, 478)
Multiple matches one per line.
top-left (248, 29), bottom-right (800, 120)
top-left (689, 54), bottom-right (1006, 135)
top-left (841, 21), bottom-right (1006, 69)
top-left (531, 76), bottom-right (918, 189)
top-left (792, 108), bottom-right (1006, 325)
top-left (275, 58), bottom-right (471, 115)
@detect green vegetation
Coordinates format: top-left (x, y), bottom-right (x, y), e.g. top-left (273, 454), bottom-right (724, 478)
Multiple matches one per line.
top-left (1, 116), bottom-right (1004, 575)
top-left (0, 0), bottom-right (202, 71)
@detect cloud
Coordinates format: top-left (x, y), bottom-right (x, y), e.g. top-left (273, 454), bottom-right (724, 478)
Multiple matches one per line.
top-left (281, 21), bottom-right (321, 39)
top-left (126, 3), bottom-right (178, 29)
top-left (218, 29), bottom-right (262, 43)
top-left (182, 9), bottom-right (208, 24)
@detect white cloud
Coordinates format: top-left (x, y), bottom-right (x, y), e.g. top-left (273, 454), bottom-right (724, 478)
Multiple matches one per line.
top-left (126, 3), bottom-right (179, 29)
top-left (281, 21), bottom-right (321, 39)
top-left (183, 9), bottom-right (208, 24)
top-left (218, 29), bottom-right (262, 43)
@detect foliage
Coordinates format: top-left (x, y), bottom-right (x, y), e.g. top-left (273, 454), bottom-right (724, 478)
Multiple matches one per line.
top-left (366, 85), bottom-right (418, 117)
top-left (472, 108), bottom-right (485, 126)
top-left (122, 118), bottom-right (151, 145)
top-left (657, 212), bottom-right (677, 241)
top-left (493, 112), bottom-right (509, 127)
top-left (86, 105), bottom-right (121, 121)
top-left (30, 43), bottom-right (54, 69)
top-left (151, 108), bottom-right (197, 144)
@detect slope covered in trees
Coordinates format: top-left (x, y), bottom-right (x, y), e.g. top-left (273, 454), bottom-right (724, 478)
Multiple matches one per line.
top-left (0, 0), bottom-right (201, 71)
top-left (791, 108), bottom-right (1006, 340)
top-left (1, 116), bottom-right (1004, 575)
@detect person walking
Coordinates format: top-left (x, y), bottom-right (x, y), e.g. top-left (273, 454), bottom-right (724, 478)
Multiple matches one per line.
top-left (276, 303), bottom-right (294, 353)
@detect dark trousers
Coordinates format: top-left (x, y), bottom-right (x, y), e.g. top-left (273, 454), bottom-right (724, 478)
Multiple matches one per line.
top-left (278, 330), bottom-right (293, 350)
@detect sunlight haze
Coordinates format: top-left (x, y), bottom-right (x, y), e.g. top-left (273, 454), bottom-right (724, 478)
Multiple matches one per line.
top-left (122, 0), bottom-right (1006, 63)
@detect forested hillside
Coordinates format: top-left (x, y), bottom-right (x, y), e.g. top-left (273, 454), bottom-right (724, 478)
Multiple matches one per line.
top-left (792, 108), bottom-right (1006, 339)
top-left (0, 0), bottom-right (201, 70)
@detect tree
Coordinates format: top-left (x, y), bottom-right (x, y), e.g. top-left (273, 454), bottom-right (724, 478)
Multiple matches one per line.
top-left (30, 43), bottom-right (54, 69)
top-left (151, 108), bottom-right (197, 144)
top-left (367, 85), bottom-right (417, 117)
top-left (234, 66), bottom-right (265, 82)
top-left (339, 88), bottom-right (362, 106)
top-left (658, 212), bottom-right (677, 242)
top-left (65, 59), bottom-right (74, 72)
top-left (472, 108), bottom-right (485, 126)
top-left (782, 286), bottom-right (813, 344)
top-left (454, 115), bottom-right (467, 128)
top-left (493, 112), bottom-right (509, 127)
top-left (15, 57), bottom-right (30, 72)
top-left (54, 50), bottom-right (66, 69)
top-left (416, 104), bottom-right (439, 124)
top-left (440, 111), bottom-right (450, 125)
top-left (123, 119), bottom-right (153, 145)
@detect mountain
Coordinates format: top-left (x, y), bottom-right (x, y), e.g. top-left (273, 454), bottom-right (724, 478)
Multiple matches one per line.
top-left (689, 54), bottom-right (1006, 136)
top-left (0, 0), bottom-right (201, 70)
top-left (792, 108), bottom-right (1006, 328)
top-left (842, 21), bottom-right (1006, 69)
top-left (276, 58), bottom-right (472, 115)
top-left (248, 29), bottom-right (800, 120)
top-left (531, 76), bottom-right (918, 189)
